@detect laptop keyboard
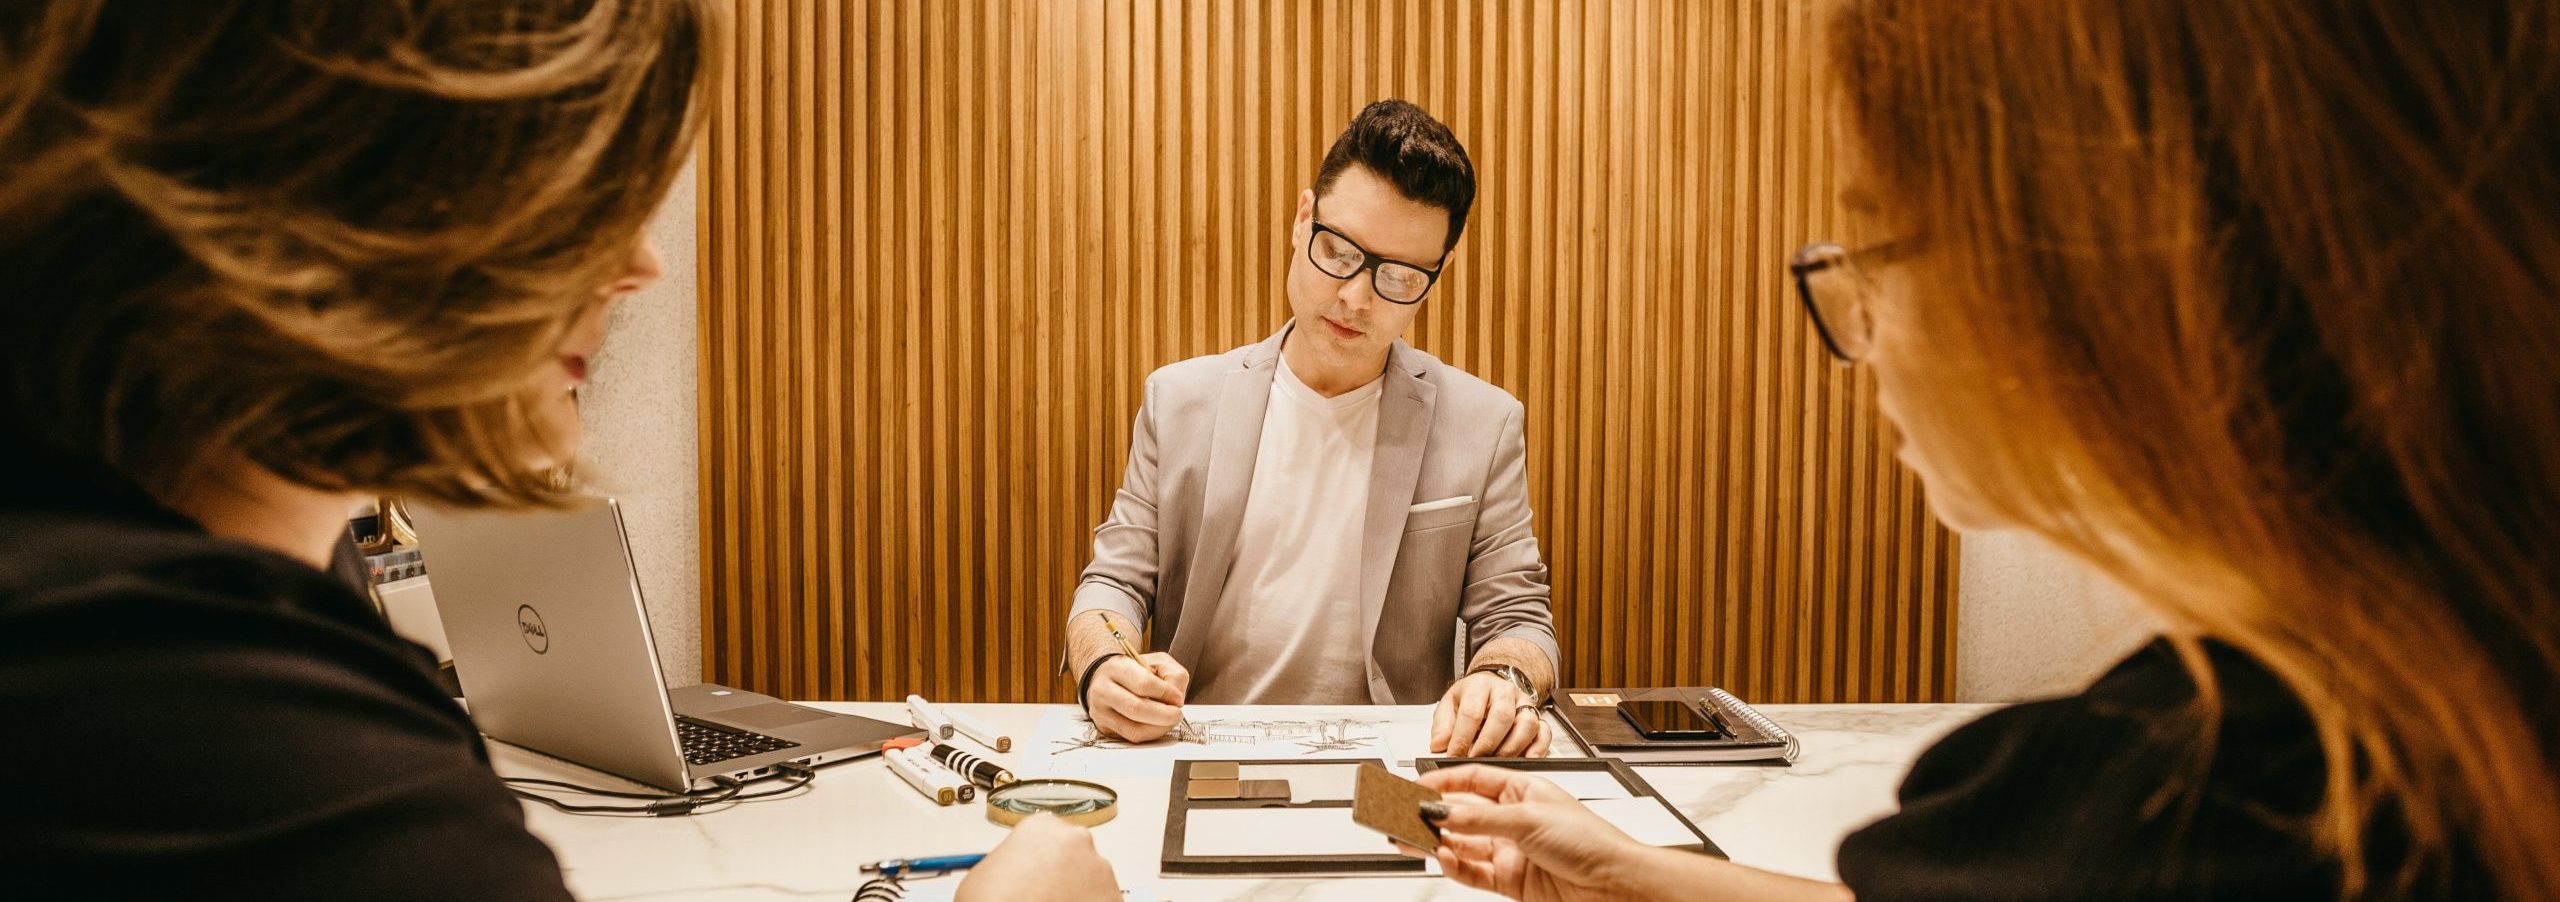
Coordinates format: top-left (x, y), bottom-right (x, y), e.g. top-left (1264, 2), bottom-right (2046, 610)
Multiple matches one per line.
top-left (675, 715), bottom-right (800, 767)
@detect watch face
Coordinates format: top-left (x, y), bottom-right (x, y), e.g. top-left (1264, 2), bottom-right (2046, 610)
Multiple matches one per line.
top-left (1471, 665), bottom-right (1534, 700)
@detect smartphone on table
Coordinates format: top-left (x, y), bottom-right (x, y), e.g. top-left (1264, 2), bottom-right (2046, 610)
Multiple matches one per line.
top-left (1616, 699), bottom-right (1728, 740)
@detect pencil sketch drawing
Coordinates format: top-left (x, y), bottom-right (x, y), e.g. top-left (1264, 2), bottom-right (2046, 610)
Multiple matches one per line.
top-left (1051, 715), bottom-right (1387, 755)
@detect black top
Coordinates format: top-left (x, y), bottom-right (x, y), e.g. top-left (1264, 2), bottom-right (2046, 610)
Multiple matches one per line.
top-left (1838, 637), bottom-right (2489, 900)
top-left (0, 442), bottom-right (571, 900)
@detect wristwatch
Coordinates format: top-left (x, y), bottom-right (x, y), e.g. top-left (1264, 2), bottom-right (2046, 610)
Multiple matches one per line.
top-left (1467, 663), bottom-right (1540, 710)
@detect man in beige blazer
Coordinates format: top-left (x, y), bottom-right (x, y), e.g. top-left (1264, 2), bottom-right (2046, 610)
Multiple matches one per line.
top-left (1062, 100), bottom-right (1559, 758)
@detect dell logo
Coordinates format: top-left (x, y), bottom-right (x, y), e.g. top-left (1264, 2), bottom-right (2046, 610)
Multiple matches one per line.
top-left (517, 604), bottom-right (549, 654)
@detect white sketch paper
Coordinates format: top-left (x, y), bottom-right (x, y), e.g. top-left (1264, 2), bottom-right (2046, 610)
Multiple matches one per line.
top-left (1585, 796), bottom-right (1703, 846)
top-left (1015, 705), bottom-right (1438, 777)
top-left (1182, 808), bottom-right (1379, 858)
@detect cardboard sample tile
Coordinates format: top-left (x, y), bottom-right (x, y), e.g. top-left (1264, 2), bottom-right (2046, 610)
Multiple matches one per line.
top-left (1238, 779), bottom-right (1290, 800)
top-left (1237, 763), bottom-right (1360, 803)
top-left (1350, 761), bottom-right (1442, 852)
top-left (1190, 761), bottom-right (1239, 780)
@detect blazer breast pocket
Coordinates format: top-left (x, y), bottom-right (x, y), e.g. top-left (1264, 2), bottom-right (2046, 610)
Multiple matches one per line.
top-left (1403, 496), bottom-right (1479, 533)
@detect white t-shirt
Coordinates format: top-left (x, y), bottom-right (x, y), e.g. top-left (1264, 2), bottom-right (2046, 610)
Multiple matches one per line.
top-left (1189, 354), bottom-right (1384, 705)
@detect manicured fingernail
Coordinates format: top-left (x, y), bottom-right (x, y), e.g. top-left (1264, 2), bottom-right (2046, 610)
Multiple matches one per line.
top-left (1419, 801), bottom-right (1449, 822)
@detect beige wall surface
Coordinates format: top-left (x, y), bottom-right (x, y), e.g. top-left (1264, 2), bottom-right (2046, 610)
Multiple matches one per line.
top-left (578, 162), bottom-right (706, 686)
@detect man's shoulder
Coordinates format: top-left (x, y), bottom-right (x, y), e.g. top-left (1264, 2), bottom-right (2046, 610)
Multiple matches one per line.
top-left (1402, 345), bottom-right (1524, 419)
top-left (1145, 344), bottom-right (1255, 390)
top-left (1136, 342), bottom-right (1268, 415)
top-left (1133, 337), bottom-right (1528, 418)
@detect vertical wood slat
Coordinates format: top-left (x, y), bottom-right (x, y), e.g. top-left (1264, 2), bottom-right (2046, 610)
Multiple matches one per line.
top-left (700, 0), bottom-right (1957, 703)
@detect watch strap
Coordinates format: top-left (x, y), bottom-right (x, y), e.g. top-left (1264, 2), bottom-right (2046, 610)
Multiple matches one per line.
top-left (1076, 652), bottom-right (1127, 712)
top-left (1465, 663), bottom-right (1538, 704)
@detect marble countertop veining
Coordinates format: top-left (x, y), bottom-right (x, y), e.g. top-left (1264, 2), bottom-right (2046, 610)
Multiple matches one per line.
top-left (499, 701), bottom-right (1998, 901)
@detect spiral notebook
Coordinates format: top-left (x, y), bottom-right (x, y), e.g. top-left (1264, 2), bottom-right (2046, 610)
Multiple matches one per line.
top-left (1551, 687), bottom-right (1798, 765)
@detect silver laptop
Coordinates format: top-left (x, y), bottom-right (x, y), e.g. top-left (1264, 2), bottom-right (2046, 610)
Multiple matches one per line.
top-left (410, 495), bottom-right (915, 792)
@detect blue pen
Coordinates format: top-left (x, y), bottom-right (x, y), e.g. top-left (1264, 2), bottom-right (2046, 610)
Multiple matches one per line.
top-left (859, 853), bottom-right (987, 877)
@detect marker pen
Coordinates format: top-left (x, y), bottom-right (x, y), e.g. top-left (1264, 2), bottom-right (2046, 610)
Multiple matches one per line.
top-left (944, 709), bottom-right (1013, 753)
top-left (928, 741), bottom-right (1016, 789)
top-left (906, 694), bottom-right (956, 740)
top-left (884, 743), bottom-right (955, 805)
top-left (859, 853), bottom-right (987, 877)
top-left (899, 746), bottom-right (974, 803)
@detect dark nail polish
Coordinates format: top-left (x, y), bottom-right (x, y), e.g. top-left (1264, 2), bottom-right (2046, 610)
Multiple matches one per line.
top-left (1419, 801), bottom-right (1449, 822)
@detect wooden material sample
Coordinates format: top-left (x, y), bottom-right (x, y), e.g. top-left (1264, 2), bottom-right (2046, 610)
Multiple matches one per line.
top-left (1351, 762), bottom-right (1443, 852)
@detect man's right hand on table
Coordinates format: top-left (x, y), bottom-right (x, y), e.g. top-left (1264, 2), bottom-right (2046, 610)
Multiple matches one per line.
top-left (1086, 652), bottom-right (1191, 742)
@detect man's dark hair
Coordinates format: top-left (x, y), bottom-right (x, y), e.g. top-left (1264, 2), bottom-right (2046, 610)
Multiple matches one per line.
top-left (1314, 99), bottom-right (1476, 255)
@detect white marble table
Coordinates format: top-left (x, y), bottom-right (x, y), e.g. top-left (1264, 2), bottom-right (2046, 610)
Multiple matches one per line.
top-left (496, 702), bottom-right (1995, 901)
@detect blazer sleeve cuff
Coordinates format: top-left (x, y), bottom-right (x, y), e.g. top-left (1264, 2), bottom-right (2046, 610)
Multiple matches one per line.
top-left (1057, 582), bottom-right (1150, 674)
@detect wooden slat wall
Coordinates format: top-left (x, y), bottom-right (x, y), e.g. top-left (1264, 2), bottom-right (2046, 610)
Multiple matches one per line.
top-left (699, 0), bottom-right (1957, 704)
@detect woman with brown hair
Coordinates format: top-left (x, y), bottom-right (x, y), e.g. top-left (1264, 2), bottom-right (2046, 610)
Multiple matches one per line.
top-left (0, 1), bottom-right (709, 896)
top-left (1396, 0), bottom-right (2558, 899)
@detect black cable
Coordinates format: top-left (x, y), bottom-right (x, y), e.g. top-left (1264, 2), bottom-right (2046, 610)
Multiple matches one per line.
top-left (499, 776), bottom-right (732, 801)
top-left (502, 762), bottom-right (823, 816)
top-left (505, 775), bottom-right (743, 817)
top-left (728, 763), bottom-right (819, 802)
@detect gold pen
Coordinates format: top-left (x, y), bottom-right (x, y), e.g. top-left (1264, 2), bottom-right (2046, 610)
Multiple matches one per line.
top-left (1099, 611), bottom-right (1199, 743)
top-left (1697, 696), bottom-right (1736, 739)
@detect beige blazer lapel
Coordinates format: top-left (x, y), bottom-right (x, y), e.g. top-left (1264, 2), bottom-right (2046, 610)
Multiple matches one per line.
top-left (1357, 343), bottom-right (1435, 697)
top-left (1167, 325), bottom-right (1288, 665)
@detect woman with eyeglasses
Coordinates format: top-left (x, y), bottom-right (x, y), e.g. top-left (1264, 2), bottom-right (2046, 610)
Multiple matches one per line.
top-left (1398, 2), bottom-right (2557, 899)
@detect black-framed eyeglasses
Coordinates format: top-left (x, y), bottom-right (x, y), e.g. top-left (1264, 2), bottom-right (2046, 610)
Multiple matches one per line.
top-left (1789, 238), bottom-right (1921, 364)
top-left (1307, 199), bottom-right (1445, 305)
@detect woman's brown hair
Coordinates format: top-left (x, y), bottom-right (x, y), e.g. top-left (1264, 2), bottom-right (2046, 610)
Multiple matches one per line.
top-left (0, 0), bottom-right (713, 506)
top-left (1832, 0), bottom-right (2558, 895)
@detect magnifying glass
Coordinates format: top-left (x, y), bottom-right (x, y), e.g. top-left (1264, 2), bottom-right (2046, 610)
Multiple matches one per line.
top-left (985, 778), bottom-right (1118, 828)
